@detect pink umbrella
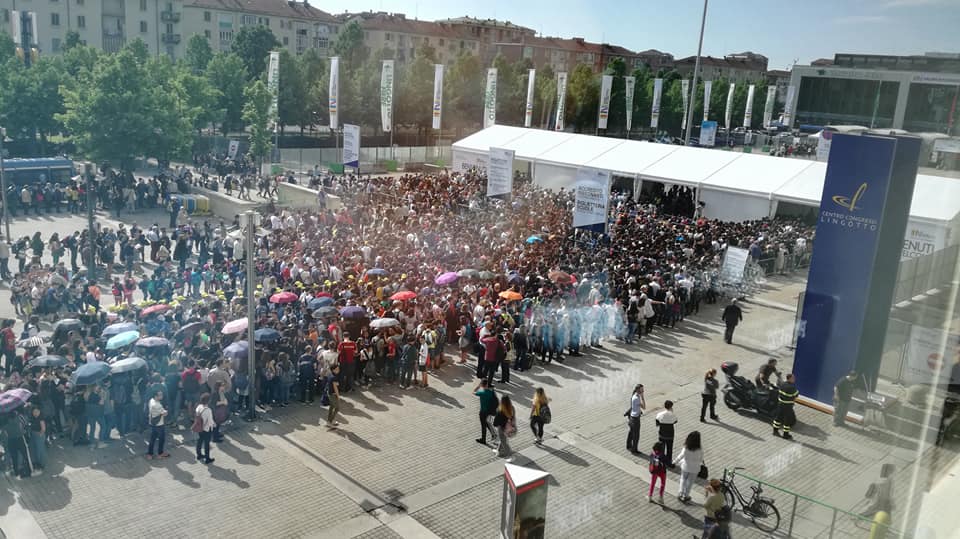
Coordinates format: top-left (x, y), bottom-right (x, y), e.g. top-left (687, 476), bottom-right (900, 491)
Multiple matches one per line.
top-left (434, 272), bottom-right (459, 286)
top-left (390, 290), bottom-right (417, 301)
top-left (141, 304), bottom-right (170, 316)
top-left (270, 291), bottom-right (298, 304)
top-left (221, 317), bottom-right (248, 335)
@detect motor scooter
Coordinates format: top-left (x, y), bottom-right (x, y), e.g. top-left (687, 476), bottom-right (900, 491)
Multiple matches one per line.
top-left (720, 361), bottom-right (779, 417)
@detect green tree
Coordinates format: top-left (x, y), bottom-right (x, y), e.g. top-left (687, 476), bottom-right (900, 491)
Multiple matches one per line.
top-left (277, 49), bottom-right (306, 131)
top-left (61, 43), bottom-right (100, 79)
top-left (333, 20), bottom-right (367, 71)
top-left (566, 63), bottom-right (599, 132)
top-left (534, 64), bottom-right (556, 130)
top-left (242, 79), bottom-right (273, 170)
top-left (297, 49), bottom-right (328, 128)
top-left (0, 57), bottom-right (65, 152)
top-left (207, 52), bottom-right (247, 134)
top-left (232, 25), bottom-right (279, 80)
top-left (126, 38), bottom-right (150, 65)
top-left (184, 34), bottom-right (213, 73)
top-left (63, 31), bottom-right (82, 52)
top-left (395, 42), bottom-right (436, 132)
top-left (349, 47), bottom-right (393, 132)
top-left (0, 31), bottom-right (14, 59)
top-left (445, 51), bottom-right (483, 133)
top-left (491, 54), bottom-right (526, 126)
top-left (176, 66), bottom-right (221, 134)
top-left (603, 57), bottom-right (627, 134)
top-left (143, 55), bottom-right (194, 164)
top-left (629, 67), bottom-right (652, 135)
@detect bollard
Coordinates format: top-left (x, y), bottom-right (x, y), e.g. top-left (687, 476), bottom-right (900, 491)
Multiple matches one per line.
top-left (869, 511), bottom-right (890, 539)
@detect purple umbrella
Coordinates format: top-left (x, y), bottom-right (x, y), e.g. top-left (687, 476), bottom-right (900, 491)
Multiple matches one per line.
top-left (340, 306), bottom-right (368, 319)
top-left (0, 388), bottom-right (32, 413)
top-left (435, 271), bottom-right (459, 286)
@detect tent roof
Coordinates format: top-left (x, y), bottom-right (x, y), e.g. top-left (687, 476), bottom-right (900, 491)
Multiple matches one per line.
top-left (507, 129), bottom-right (575, 160)
top-left (585, 140), bottom-right (678, 176)
top-left (640, 146), bottom-right (740, 186)
top-left (702, 153), bottom-right (818, 197)
top-left (535, 135), bottom-right (623, 168)
top-left (772, 162), bottom-right (828, 206)
top-left (451, 125), bottom-right (529, 154)
top-left (911, 174), bottom-right (960, 223)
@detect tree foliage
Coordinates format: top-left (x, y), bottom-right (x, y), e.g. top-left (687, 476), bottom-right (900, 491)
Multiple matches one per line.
top-left (207, 52), bottom-right (248, 134)
top-left (185, 34), bottom-right (213, 73)
top-left (566, 63), bottom-right (599, 132)
top-left (242, 79), bottom-right (273, 168)
top-left (395, 42), bottom-right (436, 131)
top-left (232, 25), bottom-right (279, 80)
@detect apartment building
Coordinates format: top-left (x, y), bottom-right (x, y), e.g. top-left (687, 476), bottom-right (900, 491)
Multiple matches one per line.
top-left (343, 12), bottom-right (480, 65)
top-left (437, 15), bottom-right (534, 64)
top-left (1, 0), bottom-right (187, 57)
top-left (634, 49), bottom-right (675, 73)
top-left (674, 53), bottom-right (769, 83)
top-left (181, 0), bottom-right (338, 57)
top-left (493, 36), bottom-right (605, 74)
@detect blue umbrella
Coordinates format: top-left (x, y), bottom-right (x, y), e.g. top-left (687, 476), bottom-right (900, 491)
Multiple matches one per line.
top-left (365, 268), bottom-right (389, 276)
top-left (136, 336), bottom-right (170, 348)
top-left (71, 362), bottom-right (111, 385)
top-left (110, 356), bottom-right (148, 374)
top-left (102, 322), bottom-right (138, 337)
top-left (340, 306), bottom-right (367, 319)
top-left (308, 297), bottom-right (334, 310)
top-left (223, 340), bottom-right (249, 360)
top-left (106, 331), bottom-right (141, 350)
top-left (0, 388), bottom-right (32, 413)
top-left (254, 328), bottom-right (281, 343)
top-left (526, 235), bottom-right (543, 244)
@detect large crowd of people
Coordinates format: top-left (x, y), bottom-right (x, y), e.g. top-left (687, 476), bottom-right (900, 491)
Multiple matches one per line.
top-left (0, 166), bottom-right (814, 483)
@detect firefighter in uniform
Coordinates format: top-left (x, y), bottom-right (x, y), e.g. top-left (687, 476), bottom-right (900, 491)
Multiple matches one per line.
top-left (772, 373), bottom-right (799, 440)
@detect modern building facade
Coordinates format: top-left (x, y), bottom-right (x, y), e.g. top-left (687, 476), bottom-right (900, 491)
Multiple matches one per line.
top-left (787, 52), bottom-right (960, 132)
top-left (0, 0), bottom-right (338, 60)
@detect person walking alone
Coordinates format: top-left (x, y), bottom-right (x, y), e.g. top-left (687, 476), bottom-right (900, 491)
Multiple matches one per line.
top-left (193, 393), bottom-right (215, 464)
top-left (655, 400), bottom-right (678, 466)
top-left (626, 384), bottom-right (646, 454)
top-left (146, 390), bottom-right (170, 460)
top-left (721, 299), bottom-right (743, 344)
top-left (701, 369), bottom-right (720, 422)
top-left (772, 373), bottom-right (799, 440)
top-left (673, 431), bottom-right (703, 503)
top-left (530, 387), bottom-right (551, 444)
top-left (647, 441), bottom-right (667, 504)
top-left (493, 395), bottom-right (516, 459)
top-left (326, 363), bottom-right (341, 429)
top-left (474, 379), bottom-right (498, 446)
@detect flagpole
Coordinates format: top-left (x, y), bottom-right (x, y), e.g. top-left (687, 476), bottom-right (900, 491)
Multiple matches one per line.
top-left (684, 0), bottom-right (709, 146)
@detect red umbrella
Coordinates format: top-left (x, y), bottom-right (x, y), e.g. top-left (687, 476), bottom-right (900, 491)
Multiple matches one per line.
top-left (270, 291), bottom-right (298, 304)
top-left (141, 304), bottom-right (170, 316)
top-left (390, 290), bottom-right (417, 301)
top-left (548, 270), bottom-right (573, 284)
top-left (315, 292), bottom-right (333, 298)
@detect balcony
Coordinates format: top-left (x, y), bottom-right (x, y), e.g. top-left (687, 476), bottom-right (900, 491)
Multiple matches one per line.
top-left (161, 33), bottom-right (181, 44)
top-left (160, 11), bottom-right (180, 23)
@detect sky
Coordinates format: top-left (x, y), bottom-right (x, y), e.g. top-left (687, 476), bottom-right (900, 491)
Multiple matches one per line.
top-left (315, 0), bottom-right (960, 70)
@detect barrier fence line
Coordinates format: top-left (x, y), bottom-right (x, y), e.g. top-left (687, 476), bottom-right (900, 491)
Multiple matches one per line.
top-left (726, 468), bottom-right (909, 539)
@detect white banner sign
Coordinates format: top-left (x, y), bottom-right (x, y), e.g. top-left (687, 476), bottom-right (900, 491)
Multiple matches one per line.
top-left (380, 60), bottom-right (394, 132)
top-left (720, 246), bottom-right (749, 283)
top-left (743, 84), bottom-right (756, 128)
top-left (328, 56), bottom-right (339, 129)
top-left (903, 324), bottom-right (958, 386)
top-left (816, 130), bottom-right (833, 162)
top-left (725, 83), bottom-right (736, 130)
top-left (342, 123), bottom-right (360, 167)
top-left (487, 147), bottom-right (514, 197)
top-left (228, 140), bottom-right (240, 159)
top-left (555, 72), bottom-right (568, 131)
top-left (598, 75), bottom-right (613, 129)
top-left (573, 168), bottom-right (611, 231)
top-left (703, 80), bottom-right (712, 121)
top-left (763, 86), bottom-right (776, 127)
top-left (267, 51), bottom-right (280, 128)
top-left (432, 64), bottom-right (444, 130)
top-left (902, 221), bottom-right (948, 260)
top-left (524, 69), bottom-right (536, 128)
top-left (624, 76), bottom-right (636, 132)
top-left (453, 151), bottom-right (488, 173)
top-left (484, 68), bottom-right (498, 129)
top-left (783, 84), bottom-right (796, 126)
top-left (681, 79), bottom-right (690, 130)
top-left (651, 78), bottom-right (663, 129)
top-left (700, 121), bottom-right (717, 147)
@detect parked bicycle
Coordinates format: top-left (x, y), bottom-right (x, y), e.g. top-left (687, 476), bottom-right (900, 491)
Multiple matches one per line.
top-left (721, 468), bottom-right (781, 533)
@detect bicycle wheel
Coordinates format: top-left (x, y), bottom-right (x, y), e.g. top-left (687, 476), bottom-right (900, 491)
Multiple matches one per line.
top-left (721, 484), bottom-right (736, 510)
top-left (749, 500), bottom-right (781, 533)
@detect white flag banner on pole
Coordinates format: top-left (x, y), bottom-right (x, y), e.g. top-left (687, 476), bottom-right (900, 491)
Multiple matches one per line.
top-left (624, 76), bottom-right (636, 132)
top-left (573, 167), bottom-right (611, 233)
top-left (743, 84), bottom-right (756, 128)
top-left (703, 80), bottom-right (712, 121)
top-left (681, 79), bottom-right (690, 130)
top-left (725, 83), bottom-right (736, 130)
top-left (651, 78), bottom-right (663, 129)
top-left (483, 68), bottom-right (498, 128)
top-left (267, 51), bottom-right (280, 129)
top-left (328, 56), bottom-right (339, 129)
top-left (762, 85), bottom-right (776, 127)
top-left (524, 69), bottom-right (536, 128)
top-left (555, 72), bottom-right (568, 131)
top-left (342, 123), bottom-right (360, 167)
top-left (380, 60), bottom-right (394, 132)
top-left (487, 147), bottom-right (514, 197)
top-left (783, 84), bottom-right (796, 126)
top-left (598, 75), bottom-right (613, 129)
top-left (432, 64), bottom-right (444, 130)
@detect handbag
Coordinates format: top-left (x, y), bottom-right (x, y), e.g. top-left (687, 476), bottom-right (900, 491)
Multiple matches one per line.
top-left (698, 462), bottom-right (709, 480)
top-left (505, 418), bottom-right (517, 438)
top-left (191, 412), bottom-right (204, 433)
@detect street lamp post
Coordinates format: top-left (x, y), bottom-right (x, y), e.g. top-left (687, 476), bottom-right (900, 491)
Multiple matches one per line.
top-left (84, 162), bottom-right (97, 283)
top-left (683, 0), bottom-right (709, 146)
top-left (244, 210), bottom-right (259, 421)
top-left (0, 127), bottom-right (9, 241)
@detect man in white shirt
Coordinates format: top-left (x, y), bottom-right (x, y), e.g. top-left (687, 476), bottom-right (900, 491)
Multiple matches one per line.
top-left (146, 390), bottom-right (170, 460)
top-left (655, 400), bottom-right (679, 467)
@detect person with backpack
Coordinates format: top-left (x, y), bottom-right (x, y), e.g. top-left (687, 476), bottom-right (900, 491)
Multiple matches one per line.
top-left (647, 441), bottom-right (667, 504)
top-left (2, 409), bottom-right (33, 478)
top-left (234, 369), bottom-right (251, 411)
top-left (180, 360), bottom-right (202, 422)
top-left (529, 387), bottom-right (551, 444)
top-left (399, 335), bottom-right (417, 389)
top-left (193, 393), bottom-right (215, 464)
top-left (385, 329), bottom-right (401, 383)
top-left (325, 363), bottom-right (341, 429)
top-left (702, 478), bottom-right (731, 538)
top-left (513, 326), bottom-right (529, 372)
top-left (297, 347), bottom-right (316, 403)
top-left (492, 395), bottom-right (516, 459)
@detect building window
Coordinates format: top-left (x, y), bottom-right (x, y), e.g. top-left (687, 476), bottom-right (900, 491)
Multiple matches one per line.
top-left (76, 0), bottom-right (84, 5)
top-left (315, 36), bottom-right (328, 49)
top-left (282, 36), bottom-right (288, 45)
top-left (166, 23), bottom-right (173, 34)
top-left (50, 13), bottom-right (60, 26)
top-left (2, 9), bottom-right (8, 23)
top-left (385, 33), bottom-right (392, 41)
top-left (204, 29), bottom-right (211, 38)
top-left (523, 46), bottom-right (533, 59)
top-left (439, 39), bottom-right (444, 46)
top-left (140, 0), bottom-right (147, 11)
top-left (242, 15), bottom-right (256, 26)
top-left (52, 37), bottom-right (61, 52)
top-left (259, 17), bottom-right (269, 26)
top-left (140, 21), bottom-right (147, 32)
top-left (204, 11), bottom-right (211, 22)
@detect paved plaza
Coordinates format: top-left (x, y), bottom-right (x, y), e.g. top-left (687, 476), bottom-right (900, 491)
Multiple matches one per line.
top-left (0, 209), bottom-right (954, 539)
